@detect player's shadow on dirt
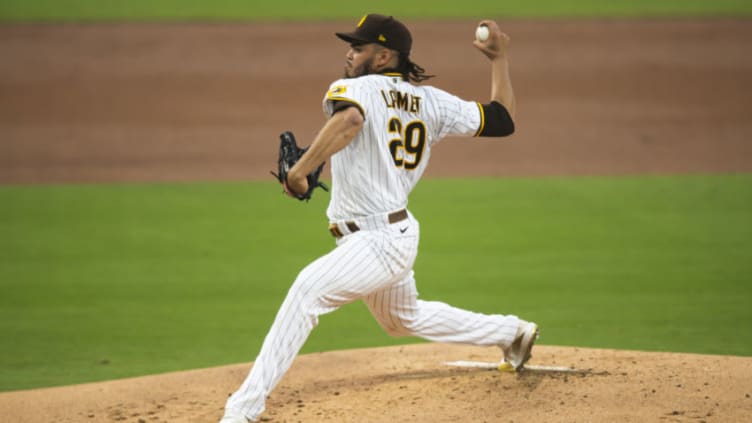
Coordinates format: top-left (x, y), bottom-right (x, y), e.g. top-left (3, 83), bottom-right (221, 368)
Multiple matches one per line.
top-left (314, 365), bottom-right (599, 394)
top-left (516, 366), bottom-right (607, 391)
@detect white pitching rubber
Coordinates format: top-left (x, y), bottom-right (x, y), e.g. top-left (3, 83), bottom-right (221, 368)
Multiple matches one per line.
top-left (444, 361), bottom-right (579, 373)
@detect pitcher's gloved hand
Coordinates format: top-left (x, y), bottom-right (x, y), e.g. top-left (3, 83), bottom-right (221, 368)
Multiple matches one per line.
top-left (270, 131), bottom-right (328, 201)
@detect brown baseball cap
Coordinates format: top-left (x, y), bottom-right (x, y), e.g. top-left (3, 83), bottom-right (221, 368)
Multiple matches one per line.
top-left (336, 14), bottom-right (412, 55)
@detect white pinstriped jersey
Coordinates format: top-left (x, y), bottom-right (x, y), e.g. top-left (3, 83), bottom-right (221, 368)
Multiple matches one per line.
top-left (323, 72), bottom-right (485, 221)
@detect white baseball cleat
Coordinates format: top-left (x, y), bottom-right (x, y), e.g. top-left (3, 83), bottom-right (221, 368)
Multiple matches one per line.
top-left (499, 321), bottom-right (539, 372)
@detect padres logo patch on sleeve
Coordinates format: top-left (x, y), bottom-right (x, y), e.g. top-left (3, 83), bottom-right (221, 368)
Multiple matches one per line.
top-left (327, 85), bottom-right (349, 99)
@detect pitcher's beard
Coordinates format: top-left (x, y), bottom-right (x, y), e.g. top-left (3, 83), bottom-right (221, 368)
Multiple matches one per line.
top-left (344, 57), bottom-right (376, 79)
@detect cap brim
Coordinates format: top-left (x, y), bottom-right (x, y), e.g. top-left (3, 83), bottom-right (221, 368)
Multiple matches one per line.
top-left (335, 32), bottom-right (370, 45)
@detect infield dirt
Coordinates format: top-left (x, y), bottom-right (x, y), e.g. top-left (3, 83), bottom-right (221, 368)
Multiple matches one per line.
top-left (1, 19), bottom-right (751, 183)
top-left (1, 18), bottom-right (751, 422)
top-left (2, 344), bottom-right (752, 422)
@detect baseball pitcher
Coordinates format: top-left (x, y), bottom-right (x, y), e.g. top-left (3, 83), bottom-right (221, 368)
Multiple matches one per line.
top-left (221, 14), bottom-right (538, 423)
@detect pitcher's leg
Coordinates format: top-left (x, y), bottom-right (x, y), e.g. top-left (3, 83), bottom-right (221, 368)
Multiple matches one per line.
top-left (364, 272), bottom-right (521, 347)
top-left (224, 235), bottom-right (392, 421)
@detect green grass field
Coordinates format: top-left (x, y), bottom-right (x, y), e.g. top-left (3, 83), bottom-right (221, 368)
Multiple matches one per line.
top-left (1, 175), bottom-right (751, 391)
top-left (1, 0), bottom-right (751, 21)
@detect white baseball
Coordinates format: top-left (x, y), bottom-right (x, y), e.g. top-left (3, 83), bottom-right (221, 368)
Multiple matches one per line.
top-left (475, 25), bottom-right (489, 42)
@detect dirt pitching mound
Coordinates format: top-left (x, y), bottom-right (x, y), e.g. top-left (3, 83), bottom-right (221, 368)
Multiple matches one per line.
top-left (1, 344), bottom-right (751, 422)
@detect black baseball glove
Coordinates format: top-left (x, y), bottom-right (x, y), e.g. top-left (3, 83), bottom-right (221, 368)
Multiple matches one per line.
top-left (270, 131), bottom-right (328, 201)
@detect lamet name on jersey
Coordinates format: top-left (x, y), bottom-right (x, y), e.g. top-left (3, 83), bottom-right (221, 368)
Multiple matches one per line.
top-left (380, 89), bottom-right (422, 114)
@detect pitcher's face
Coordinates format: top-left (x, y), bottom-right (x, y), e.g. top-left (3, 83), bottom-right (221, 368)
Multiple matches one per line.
top-left (344, 43), bottom-right (380, 78)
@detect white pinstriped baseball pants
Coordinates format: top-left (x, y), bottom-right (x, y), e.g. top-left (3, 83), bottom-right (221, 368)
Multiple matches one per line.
top-left (224, 210), bottom-right (521, 421)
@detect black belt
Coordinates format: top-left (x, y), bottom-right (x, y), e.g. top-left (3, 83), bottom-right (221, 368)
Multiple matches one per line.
top-left (329, 209), bottom-right (408, 238)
